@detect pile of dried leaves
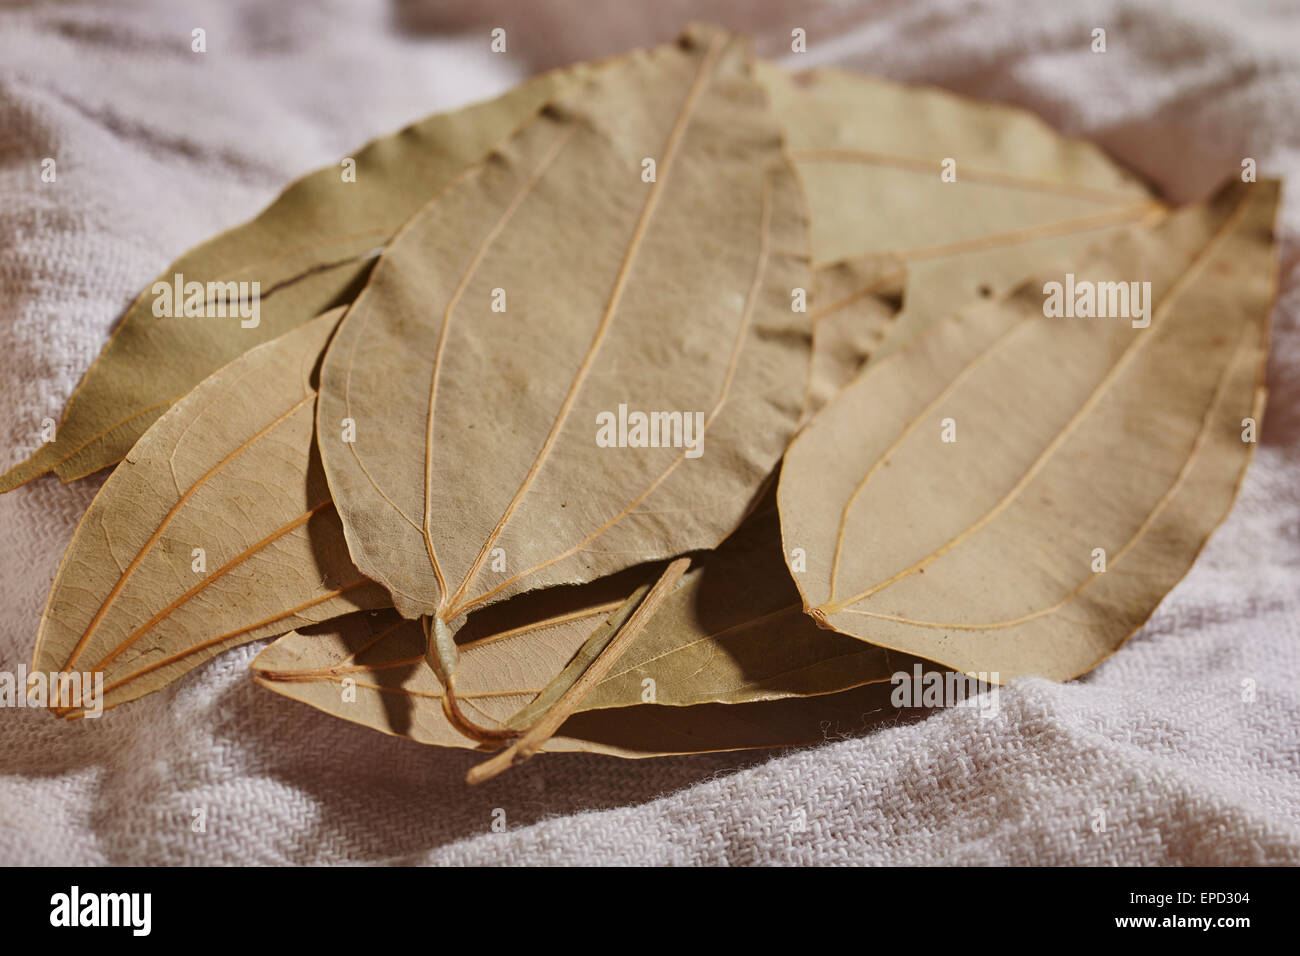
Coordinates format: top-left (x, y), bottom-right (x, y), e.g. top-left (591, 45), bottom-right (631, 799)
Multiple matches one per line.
top-left (11, 27), bottom-right (1279, 782)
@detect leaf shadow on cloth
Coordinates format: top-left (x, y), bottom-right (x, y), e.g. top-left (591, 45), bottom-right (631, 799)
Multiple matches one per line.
top-left (192, 638), bottom-right (930, 861)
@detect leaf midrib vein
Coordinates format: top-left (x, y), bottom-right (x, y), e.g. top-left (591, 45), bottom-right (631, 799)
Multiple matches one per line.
top-left (443, 33), bottom-right (729, 618)
top-left (456, 166), bottom-right (776, 616)
top-left (421, 121), bottom-right (582, 604)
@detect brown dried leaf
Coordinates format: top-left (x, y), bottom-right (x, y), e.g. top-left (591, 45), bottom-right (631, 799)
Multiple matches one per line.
top-left (316, 30), bottom-right (811, 642)
top-left (759, 62), bottom-right (1162, 362)
top-left (779, 179), bottom-right (1279, 681)
top-left (0, 63), bottom-right (597, 491)
top-left (33, 309), bottom-right (390, 715)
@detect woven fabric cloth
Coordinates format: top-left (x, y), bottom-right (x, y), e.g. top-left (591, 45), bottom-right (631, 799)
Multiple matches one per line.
top-left (1, 0), bottom-right (1297, 865)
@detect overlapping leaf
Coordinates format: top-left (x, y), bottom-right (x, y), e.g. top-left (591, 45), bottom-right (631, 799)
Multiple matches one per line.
top-left (0, 63), bottom-right (598, 491)
top-left (316, 30), bottom-right (812, 642)
top-left (33, 309), bottom-right (390, 715)
top-left (779, 179), bottom-right (1279, 681)
top-left (250, 263), bottom-right (910, 748)
top-left (759, 62), bottom-right (1162, 361)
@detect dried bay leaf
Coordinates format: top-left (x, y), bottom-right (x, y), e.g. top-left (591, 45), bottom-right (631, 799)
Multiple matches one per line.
top-left (316, 29), bottom-right (812, 690)
top-left (481, 262), bottom-right (909, 733)
top-left (778, 179), bottom-right (1280, 682)
top-left (760, 63), bottom-right (1163, 362)
top-left (483, 260), bottom-right (909, 732)
top-left (467, 556), bottom-right (693, 780)
top-left (0, 63), bottom-right (600, 492)
top-left (33, 309), bottom-right (390, 715)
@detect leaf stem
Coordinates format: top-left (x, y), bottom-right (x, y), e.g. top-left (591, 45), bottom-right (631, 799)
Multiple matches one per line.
top-left (423, 615), bottom-right (521, 745)
top-left (466, 556), bottom-right (690, 784)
